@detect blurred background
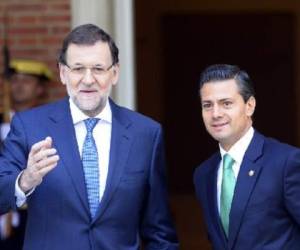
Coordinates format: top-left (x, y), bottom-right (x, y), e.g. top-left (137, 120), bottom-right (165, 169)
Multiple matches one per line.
top-left (1, 0), bottom-right (300, 249)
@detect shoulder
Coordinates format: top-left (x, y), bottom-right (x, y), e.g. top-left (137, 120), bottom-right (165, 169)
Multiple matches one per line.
top-left (194, 152), bottom-right (220, 181)
top-left (15, 98), bottom-right (66, 118)
top-left (250, 131), bottom-right (300, 171)
top-left (259, 132), bottom-right (300, 155)
top-left (11, 98), bottom-right (68, 129)
top-left (110, 99), bottom-right (162, 131)
top-left (193, 152), bottom-right (219, 200)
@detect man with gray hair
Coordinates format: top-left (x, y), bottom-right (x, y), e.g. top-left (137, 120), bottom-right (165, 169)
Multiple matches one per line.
top-left (0, 24), bottom-right (178, 250)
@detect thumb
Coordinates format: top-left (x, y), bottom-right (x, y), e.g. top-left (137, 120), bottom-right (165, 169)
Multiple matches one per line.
top-left (44, 136), bottom-right (53, 148)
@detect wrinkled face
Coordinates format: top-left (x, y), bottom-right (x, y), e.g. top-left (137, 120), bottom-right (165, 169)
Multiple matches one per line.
top-left (200, 79), bottom-right (256, 151)
top-left (10, 73), bottom-right (42, 105)
top-left (59, 41), bottom-right (119, 117)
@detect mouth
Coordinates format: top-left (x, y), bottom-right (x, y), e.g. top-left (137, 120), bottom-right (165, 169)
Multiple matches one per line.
top-left (79, 89), bottom-right (98, 95)
top-left (211, 122), bottom-right (229, 131)
top-left (78, 89), bottom-right (98, 99)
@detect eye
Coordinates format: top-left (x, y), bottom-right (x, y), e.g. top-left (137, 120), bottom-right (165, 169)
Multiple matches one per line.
top-left (92, 67), bottom-right (105, 74)
top-left (72, 66), bottom-right (85, 74)
top-left (202, 102), bottom-right (212, 110)
top-left (223, 101), bottom-right (233, 108)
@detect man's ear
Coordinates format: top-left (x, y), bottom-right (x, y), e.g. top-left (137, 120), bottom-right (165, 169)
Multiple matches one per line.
top-left (59, 63), bottom-right (67, 86)
top-left (111, 63), bottom-right (120, 86)
top-left (246, 96), bottom-right (256, 117)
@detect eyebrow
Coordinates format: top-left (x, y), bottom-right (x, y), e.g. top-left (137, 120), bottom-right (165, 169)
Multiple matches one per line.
top-left (70, 62), bottom-right (106, 67)
top-left (202, 98), bottom-right (233, 103)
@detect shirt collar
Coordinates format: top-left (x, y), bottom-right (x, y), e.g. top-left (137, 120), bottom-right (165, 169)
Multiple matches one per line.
top-left (219, 126), bottom-right (254, 165)
top-left (69, 97), bottom-right (112, 125)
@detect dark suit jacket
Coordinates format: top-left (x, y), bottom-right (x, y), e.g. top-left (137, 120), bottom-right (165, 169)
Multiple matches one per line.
top-left (0, 97), bottom-right (178, 250)
top-left (194, 131), bottom-right (300, 250)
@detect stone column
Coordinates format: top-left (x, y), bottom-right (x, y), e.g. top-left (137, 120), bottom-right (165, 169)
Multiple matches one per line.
top-left (71, 0), bottom-right (136, 110)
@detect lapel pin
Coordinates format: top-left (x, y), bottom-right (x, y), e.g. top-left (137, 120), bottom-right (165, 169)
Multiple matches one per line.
top-left (248, 170), bottom-right (255, 177)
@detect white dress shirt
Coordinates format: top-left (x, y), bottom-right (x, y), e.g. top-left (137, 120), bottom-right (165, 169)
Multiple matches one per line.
top-left (15, 98), bottom-right (112, 206)
top-left (217, 127), bottom-right (254, 212)
top-left (69, 98), bottom-right (111, 201)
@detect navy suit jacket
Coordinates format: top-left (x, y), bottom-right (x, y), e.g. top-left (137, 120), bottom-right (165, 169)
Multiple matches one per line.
top-left (194, 131), bottom-right (300, 250)
top-left (0, 97), bottom-right (178, 250)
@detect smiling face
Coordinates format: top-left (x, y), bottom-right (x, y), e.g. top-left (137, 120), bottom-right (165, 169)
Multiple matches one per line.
top-left (59, 41), bottom-right (119, 117)
top-left (200, 79), bottom-right (256, 151)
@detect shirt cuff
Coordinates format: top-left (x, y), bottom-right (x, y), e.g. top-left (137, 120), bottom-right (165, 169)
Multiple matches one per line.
top-left (15, 171), bottom-right (35, 207)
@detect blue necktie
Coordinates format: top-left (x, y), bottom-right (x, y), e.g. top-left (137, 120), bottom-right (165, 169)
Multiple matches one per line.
top-left (82, 118), bottom-right (100, 218)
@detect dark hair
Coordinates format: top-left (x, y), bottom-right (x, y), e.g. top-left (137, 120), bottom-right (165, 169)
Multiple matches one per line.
top-left (58, 24), bottom-right (119, 65)
top-left (199, 64), bottom-right (255, 102)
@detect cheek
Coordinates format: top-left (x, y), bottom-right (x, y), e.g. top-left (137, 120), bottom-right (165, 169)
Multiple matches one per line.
top-left (67, 83), bottom-right (77, 93)
top-left (64, 77), bottom-right (78, 89)
top-left (233, 114), bottom-right (248, 129)
top-left (98, 81), bottom-right (112, 91)
top-left (202, 113), bottom-right (211, 127)
top-left (201, 111), bottom-right (207, 122)
top-left (64, 82), bottom-right (77, 97)
top-left (98, 74), bottom-right (117, 89)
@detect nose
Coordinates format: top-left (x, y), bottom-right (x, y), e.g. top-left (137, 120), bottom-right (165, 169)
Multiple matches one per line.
top-left (212, 105), bottom-right (223, 119)
top-left (81, 68), bottom-right (95, 85)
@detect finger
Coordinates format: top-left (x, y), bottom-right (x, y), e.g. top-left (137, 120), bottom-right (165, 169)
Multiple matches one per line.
top-left (35, 155), bottom-right (59, 171)
top-left (29, 137), bottom-right (52, 157)
top-left (32, 148), bottom-right (57, 163)
top-left (37, 161), bottom-right (59, 177)
top-left (42, 137), bottom-right (53, 149)
top-left (20, 155), bottom-right (59, 192)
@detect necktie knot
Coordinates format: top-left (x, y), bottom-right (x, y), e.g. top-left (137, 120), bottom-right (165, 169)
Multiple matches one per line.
top-left (223, 153), bottom-right (235, 170)
top-left (84, 118), bottom-right (99, 133)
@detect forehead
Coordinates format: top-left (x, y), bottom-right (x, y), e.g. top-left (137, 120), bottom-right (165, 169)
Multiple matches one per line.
top-left (200, 79), bottom-right (241, 101)
top-left (66, 41), bottom-right (112, 64)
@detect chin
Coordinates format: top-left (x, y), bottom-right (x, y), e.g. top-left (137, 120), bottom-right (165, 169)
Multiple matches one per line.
top-left (212, 134), bottom-right (231, 145)
top-left (73, 96), bottom-right (107, 114)
top-left (209, 130), bottom-right (226, 139)
top-left (82, 105), bottom-right (99, 112)
top-left (83, 103), bottom-right (105, 115)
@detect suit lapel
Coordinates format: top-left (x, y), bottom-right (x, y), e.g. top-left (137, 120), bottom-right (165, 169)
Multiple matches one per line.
top-left (207, 153), bottom-right (229, 246)
top-left (46, 98), bottom-right (133, 221)
top-left (93, 100), bottom-right (132, 222)
top-left (228, 132), bottom-right (265, 249)
top-left (47, 98), bottom-right (90, 214)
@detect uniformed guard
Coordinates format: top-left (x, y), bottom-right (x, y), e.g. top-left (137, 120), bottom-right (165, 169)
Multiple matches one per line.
top-left (0, 59), bottom-right (52, 250)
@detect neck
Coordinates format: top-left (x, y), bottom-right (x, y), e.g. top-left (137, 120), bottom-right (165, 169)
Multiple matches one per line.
top-left (221, 123), bottom-right (252, 151)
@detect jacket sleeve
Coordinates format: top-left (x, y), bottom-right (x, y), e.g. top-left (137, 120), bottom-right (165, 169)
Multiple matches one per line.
top-left (284, 147), bottom-right (300, 225)
top-left (0, 114), bottom-right (29, 214)
top-left (139, 126), bottom-right (179, 250)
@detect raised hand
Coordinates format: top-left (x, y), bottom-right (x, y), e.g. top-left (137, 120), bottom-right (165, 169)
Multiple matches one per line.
top-left (19, 137), bottom-right (59, 193)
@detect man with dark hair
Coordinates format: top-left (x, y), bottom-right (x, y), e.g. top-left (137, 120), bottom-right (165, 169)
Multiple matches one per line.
top-left (0, 24), bottom-right (178, 250)
top-left (194, 64), bottom-right (300, 250)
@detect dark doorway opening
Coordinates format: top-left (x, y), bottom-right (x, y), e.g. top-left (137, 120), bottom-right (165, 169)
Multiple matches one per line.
top-left (161, 13), bottom-right (296, 193)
